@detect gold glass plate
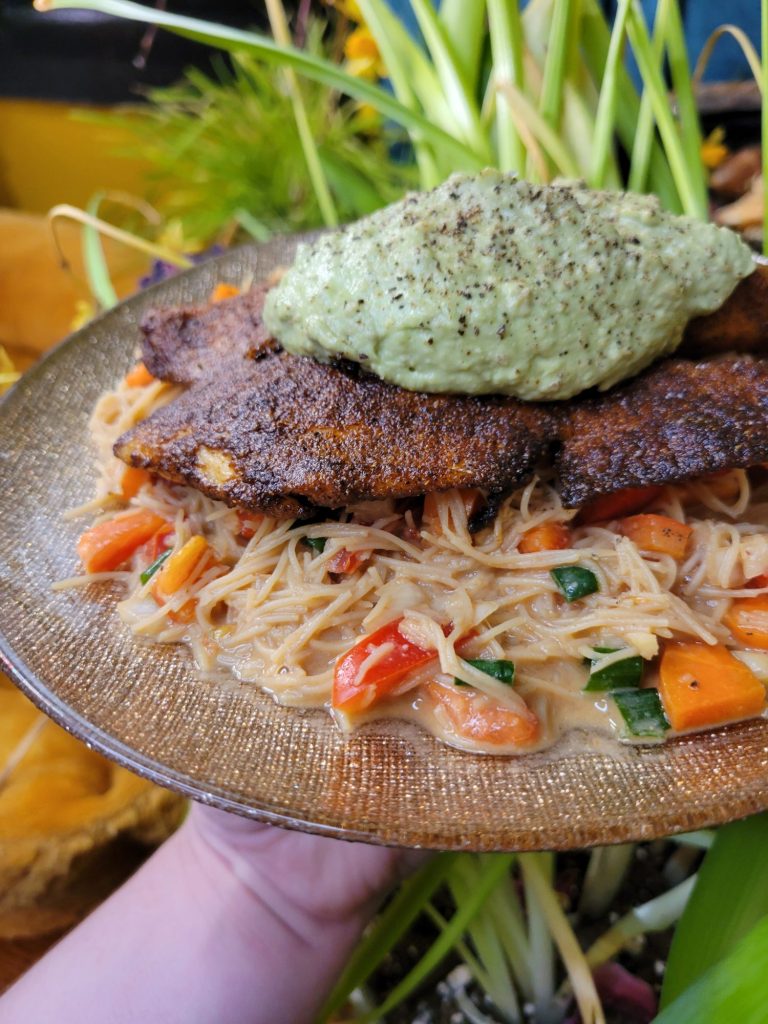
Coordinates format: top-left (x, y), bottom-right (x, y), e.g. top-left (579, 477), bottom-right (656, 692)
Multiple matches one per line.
top-left (1, 239), bottom-right (768, 852)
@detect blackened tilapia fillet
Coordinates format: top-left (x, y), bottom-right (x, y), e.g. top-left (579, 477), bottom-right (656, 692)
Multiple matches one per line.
top-left (140, 282), bottom-right (276, 385)
top-left (556, 356), bottom-right (768, 506)
top-left (115, 281), bottom-right (768, 516)
top-left (116, 351), bottom-right (557, 518)
top-left (680, 262), bottom-right (768, 357)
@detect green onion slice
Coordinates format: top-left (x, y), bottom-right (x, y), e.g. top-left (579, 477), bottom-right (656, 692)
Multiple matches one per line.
top-left (585, 646), bottom-right (644, 691)
top-left (614, 688), bottom-right (670, 737)
top-left (140, 548), bottom-right (172, 585)
top-left (455, 658), bottom-right (516, 687)
top-left (551, 565), bottom-right (599, 602)
top-left (303, 536), bottom-right (327, 553)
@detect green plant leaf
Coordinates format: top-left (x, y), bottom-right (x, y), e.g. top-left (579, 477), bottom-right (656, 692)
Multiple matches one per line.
top-left (446, 856), bottom-right (522, 1022)
top-left (39, 0), bottom-right (483, 175)
top-left (318, 853), bottom-right (460, 1022)
top-left (487, 0), bottom-right (526, 171)
top-left (361, 854), bottom-right (516, 1022)
top-left (660, 0), bottom-right (707, 218)
top-left (655, 914), bottom-right (768, 1024)
top-left (579, 0), bottom-right (681, 212)
top-left (589, 0), bottom-right (631, 188)
top-left (538, 0), bottom-right (574, 132)
top-left (409, 0), bottom-right (490, 157)
top-left (439, 0), bottom-right (487, 93)
top-left (627, 0), bottom-right (667, 195)
top-left (660, 813), bottom-right (768, 1007)
top-left (83, 193), bottom-right (119, 309)
top-left (625, 3), bottom-right (706, 219)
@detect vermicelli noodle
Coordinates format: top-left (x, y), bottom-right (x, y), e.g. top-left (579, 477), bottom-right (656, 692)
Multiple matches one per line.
top-left (64, 370), bottom-right (768, 754)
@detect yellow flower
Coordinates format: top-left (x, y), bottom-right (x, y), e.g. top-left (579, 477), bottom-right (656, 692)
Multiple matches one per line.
top-left (701, 127), bottom-right (729, 171)
top-left (344, 25), bottom-right (385, 80)
top-left (326, 0), bottom-right (363, 21)
top-left (70, 299), bottom-right (96, 331)
top-left (0, 345), bottom-right (20, 393)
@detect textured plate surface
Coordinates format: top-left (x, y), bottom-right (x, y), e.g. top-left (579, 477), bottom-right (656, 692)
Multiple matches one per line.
top-left (2, 239), bottom-right (768, 852)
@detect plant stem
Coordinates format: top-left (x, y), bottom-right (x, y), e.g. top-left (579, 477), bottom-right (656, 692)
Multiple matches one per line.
top-left (578, 843), bottom-right (635, 919)
top-left (521, 853), bottom-right (605, 1024)
top-left (584, 874), bottom-right (696, 969)
top-left (487, 0), bottom-right (526, 172)
top-left (522, 852), bottom-right (557, 1024)
top-left (589, 0), bottom-right (631, 188)
top-left (264, 0), bottom-right (338, 227)
top-left (361, 854), bottom-right (515, 1023)
top-left (48, 205), bottom-right (193, 271)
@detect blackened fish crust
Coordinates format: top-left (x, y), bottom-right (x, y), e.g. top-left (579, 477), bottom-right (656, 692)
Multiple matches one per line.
top-left (556, 356), bottom-right (768, 506)
top-left (116, 350), bottom-right (557, 517)
top-left (115, 286), bottom-right (768, 516)
top-left (140, 283), bottom-right (276, 385)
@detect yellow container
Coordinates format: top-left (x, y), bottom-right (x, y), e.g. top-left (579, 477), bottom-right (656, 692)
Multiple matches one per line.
top-left (0, 98), bottom-right (150, 213)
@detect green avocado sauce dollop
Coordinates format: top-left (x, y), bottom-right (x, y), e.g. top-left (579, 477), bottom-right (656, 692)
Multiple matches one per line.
top-left (262, 171), bottom-right (755, 401)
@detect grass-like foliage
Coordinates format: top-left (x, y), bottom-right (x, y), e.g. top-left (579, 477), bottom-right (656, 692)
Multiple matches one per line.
top-left (35, 0), bottom-right (717, 221)
top-left (93, 40), bottom-right (416, 246)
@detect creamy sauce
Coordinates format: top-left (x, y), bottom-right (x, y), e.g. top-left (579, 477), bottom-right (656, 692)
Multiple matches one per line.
top-left (263, 171), bottom-right (754, 400)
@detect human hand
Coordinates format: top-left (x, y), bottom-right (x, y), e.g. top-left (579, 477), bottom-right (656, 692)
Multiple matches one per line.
top-left (187, 802), bottom-right (428, 931)
top-left (0, 800), bottom-right (428, 1024)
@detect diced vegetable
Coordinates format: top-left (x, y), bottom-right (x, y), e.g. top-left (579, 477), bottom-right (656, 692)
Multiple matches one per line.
top-left (619, 514), bottom-right (693, 559)
top-left (303, 536), bottom-right (327, 554)
top-left (333, 618), bottom-right (472, 713)
top-left (551, 565), bottom-right (599, 602)
top-left (584, 647), bottom-right (644, 691)
top-left (614, 688), bottom-right (669, 737)
top-left (724, 594), bottom-right (768, 650)
top-left (658, 642), bottom-right (766, 732)
top-left (748, 574), bottom-right (768, 589)
top-left (124, 362), bottom-right (156, 388)
top-left (426, 681), bottom-right (539, 747)
top-left (120, 466), bottom-right (151, 500)
top-left (151, 535), bottom-right (213, 625)
top-left (152, 535), bottom-right (210, 602)
top-left (455, 658), bottom-right (515, 687)
top-left (577, 485), bottom-right (663, 524)
top-left (517, 521), bottom-right (572, 553)
top-left (140, 548), bottom-right (172, 585)
top-left (77, 509), bottom-right (168, 574)
top-left (210, 283), bottom-right (240, 303)
top-left (327, 547), bottom-right (370, 574)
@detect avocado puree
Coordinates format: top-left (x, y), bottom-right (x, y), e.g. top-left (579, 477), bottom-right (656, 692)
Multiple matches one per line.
top-left (263, 171), bottom-right (754, 401)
